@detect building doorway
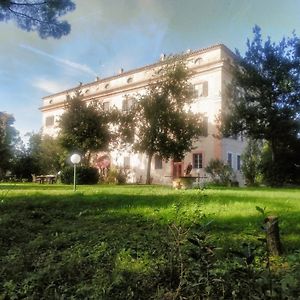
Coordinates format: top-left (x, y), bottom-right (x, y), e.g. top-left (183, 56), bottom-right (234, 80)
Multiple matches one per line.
top-left (172, 161), bottom-right (183, 178)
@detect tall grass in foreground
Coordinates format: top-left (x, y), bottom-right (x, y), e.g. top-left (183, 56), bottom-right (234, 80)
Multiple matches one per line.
top-left (0, 184), bottom-right (299, 299)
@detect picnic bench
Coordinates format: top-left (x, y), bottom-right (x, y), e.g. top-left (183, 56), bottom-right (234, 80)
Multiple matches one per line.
top-left (32, 174), bottom-right (56, 184)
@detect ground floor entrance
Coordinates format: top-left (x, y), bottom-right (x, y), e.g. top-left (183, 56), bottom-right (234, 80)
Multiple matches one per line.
top-left (172, 161), bottom-right (183, 178)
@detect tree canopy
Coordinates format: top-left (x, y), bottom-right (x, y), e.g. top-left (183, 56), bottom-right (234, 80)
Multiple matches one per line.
top-left (122, 56), bottom-right (205, 184)
top-left (59, 91), bottom-right (111, 165)
top-left (0, 0), bottom-right (75, 38)
top-left (0, 112), bottom-right (19, 177)
top-left (222, 26), bottom-right (300, 185)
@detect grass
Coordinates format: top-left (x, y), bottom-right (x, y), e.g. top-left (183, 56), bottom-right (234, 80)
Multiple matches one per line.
top-left (0, 183), bottom-right (300, 299)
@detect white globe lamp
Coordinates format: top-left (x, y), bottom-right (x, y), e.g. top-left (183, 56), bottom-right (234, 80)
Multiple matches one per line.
top-left (70, 153), bottom-right (81, 191)
top-left (71, 153), bottom-right (81, 165)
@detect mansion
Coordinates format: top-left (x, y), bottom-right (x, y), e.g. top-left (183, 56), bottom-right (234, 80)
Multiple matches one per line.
top-left (40, 44), bottom-right (246, 185)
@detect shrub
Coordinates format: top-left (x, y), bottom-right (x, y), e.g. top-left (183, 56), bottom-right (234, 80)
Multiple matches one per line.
top-left (61, 166), bottom-right (99, 184)
top-left (205, 159), bottom-right (233, 186)
top-left (115, 168), bottom-right (129, 184)
top-left (104, 168), bottom-right (117, 184)
top-left (104, 167), bottom-right (129, 184)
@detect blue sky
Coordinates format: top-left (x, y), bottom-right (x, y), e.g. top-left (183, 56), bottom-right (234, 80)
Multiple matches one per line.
top-left (1, 0), bottom-right (300, 140)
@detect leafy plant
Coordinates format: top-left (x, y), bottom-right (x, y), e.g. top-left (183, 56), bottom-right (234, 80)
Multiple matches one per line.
top-left (104, 167), bottom-right (129, 184)
top-left (61, 166), bottom-right (99, 184)
top-left (120, 56), bottom-right (206, 184)
top-left (205, 159), bottom-right (233, 186)
top-left (59, 91), bottom-right (111, 165)
top-left (222, 25), bottom-right (300, 186)
top-left (0, 0), bottom-right (76, 39)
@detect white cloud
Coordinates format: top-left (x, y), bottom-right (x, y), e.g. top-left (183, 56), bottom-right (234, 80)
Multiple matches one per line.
top-left (33, 78), bottom-right (70, 94)
top-left (19, 44), bottom-right (97, 76)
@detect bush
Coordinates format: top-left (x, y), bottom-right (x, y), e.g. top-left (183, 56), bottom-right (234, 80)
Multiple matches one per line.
top-left (205, 159), bottom-right (233, 186)
top-left (61, 166), bottom-right (99, 184)
top-left (104, 167), bottom-right (128, 184)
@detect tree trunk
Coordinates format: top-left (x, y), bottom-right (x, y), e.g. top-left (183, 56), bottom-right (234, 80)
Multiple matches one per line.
top-left (264, 216), bottom-right (283, 256)
top-left (269, 138), bottom-right (276, 164)
top-left (86, 151), bottom-right (91, 166)
top-left (146, 153), bottom-right (153, 184)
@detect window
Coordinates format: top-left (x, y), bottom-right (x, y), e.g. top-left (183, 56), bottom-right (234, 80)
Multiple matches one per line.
top-left (227, 152), bottom-right (233, 168)
top-left (198, 81), bottom-right (208, 97)
top-left (104, 83), bottom-right (110, 89)
top-left (192, 81), bottom-right (208, 98)
top-left (157, 68), bottom-right (163, 75)
top-left (122, 98), bottom-right (135, 111)
top-left (45, 116), bottom-right (54, 127)
top-left (122, 99), bottom-right (128, 111)
top-left (124, 157), bottom-right (130, 168)
top-left (237, 155), bottom-right (241, 171)
top-left (154, 155), bottom-right (163, 169)
top-left (127, 77), bottom-right (133, 84)
top-left (103, 101), bottom-right (109, 111)
top-left (193, 153), bottom-right (203, 169)
top-left (191, 84), bottom-right (199, 98)
top-left (194, 57), bottom-right (202, 64)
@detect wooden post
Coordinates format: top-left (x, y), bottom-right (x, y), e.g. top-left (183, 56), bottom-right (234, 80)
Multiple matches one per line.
top-left (264, 216), bottom-right (282, 256)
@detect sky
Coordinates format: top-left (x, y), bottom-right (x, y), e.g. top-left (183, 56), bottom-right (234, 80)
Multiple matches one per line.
top-left (1, 0), bottom-right (300, 140)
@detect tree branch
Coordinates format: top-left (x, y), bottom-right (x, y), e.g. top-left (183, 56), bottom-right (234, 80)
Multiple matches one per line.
top-left (9, 1), bottom-right (48, 6)
top-left (8, 7), bottom-right (59, 27)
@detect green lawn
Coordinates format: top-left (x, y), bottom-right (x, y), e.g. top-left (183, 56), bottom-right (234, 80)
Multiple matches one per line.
top-left (1, 184), bottom-right (300, 299)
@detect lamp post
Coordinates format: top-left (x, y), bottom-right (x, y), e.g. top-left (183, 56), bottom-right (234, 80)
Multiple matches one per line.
top-left (70, 153), bottom-right (81, 191)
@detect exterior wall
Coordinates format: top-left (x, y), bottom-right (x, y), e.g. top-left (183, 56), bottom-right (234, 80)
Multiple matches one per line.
top-left (222, 137), bottom-right (246, 185)
top-left (42, 107), bottom-right (64, 137)
top-left (40, 44), bottom-right (246, 185)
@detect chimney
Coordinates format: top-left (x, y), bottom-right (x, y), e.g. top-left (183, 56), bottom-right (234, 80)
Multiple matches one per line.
top-left (160, 53), bottom-right (166, 61)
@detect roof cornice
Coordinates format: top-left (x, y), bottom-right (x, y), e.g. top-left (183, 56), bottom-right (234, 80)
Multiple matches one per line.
top-left (42, 44), bottom-right (234, 100)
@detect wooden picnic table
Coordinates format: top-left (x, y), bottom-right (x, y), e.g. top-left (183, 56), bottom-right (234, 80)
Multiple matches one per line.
top-left (35, 175), bottom-right (56, 184)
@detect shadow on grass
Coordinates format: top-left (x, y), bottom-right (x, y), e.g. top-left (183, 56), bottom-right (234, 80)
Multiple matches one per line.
top-left (1, 184), bottom-right (300, 299)
top-left (0, 205), bottom-right (174, 299)
top-left (1, 188), bottom-right (299, 250)
top-left (1, 184), bottom-right (299, 252)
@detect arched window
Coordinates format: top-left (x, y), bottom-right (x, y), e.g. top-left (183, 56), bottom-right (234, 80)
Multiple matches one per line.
top-left (194, 57), bottom-right (202, 64)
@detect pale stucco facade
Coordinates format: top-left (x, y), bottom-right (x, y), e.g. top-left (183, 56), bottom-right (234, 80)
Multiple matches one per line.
top-left (40, 44), bottom-right (246, 185)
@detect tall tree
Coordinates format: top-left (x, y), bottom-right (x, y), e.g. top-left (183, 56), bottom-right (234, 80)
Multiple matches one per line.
top-left (123, 56), bottom-right (205, 184)
top-left (39, 134), bottom-right (66, 172)
top-left (241, 139), bottom-right (263, 186)
top-left (222, 26), bottom-right (300, 185)
top-left (59, 91), bottom-right (111, 165)
top-left (11, 132), bottom-right (66, 180)
top-left (0, 112), bottom-right (19, 177)
top-left (0, 0), bottom-right (75, 39)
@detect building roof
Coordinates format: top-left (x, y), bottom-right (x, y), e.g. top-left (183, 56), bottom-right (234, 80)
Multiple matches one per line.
top-left (42, 44), bottom-right (235, 100)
